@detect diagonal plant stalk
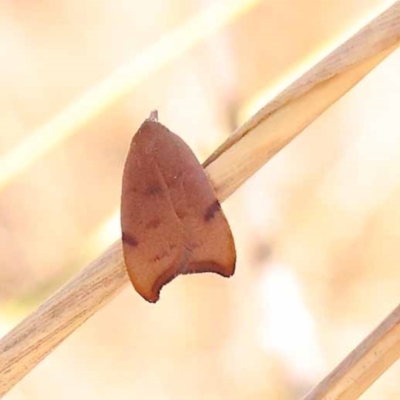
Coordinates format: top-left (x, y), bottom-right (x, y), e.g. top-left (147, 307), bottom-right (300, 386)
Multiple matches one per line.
top-left (303, 304), bottom-right (400, 400)
top-left (0, 1), bottom-right (400, 398)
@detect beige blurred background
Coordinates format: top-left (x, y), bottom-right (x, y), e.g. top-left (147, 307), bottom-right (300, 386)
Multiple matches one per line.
top-left (1, 0), bottom-right (400, 399)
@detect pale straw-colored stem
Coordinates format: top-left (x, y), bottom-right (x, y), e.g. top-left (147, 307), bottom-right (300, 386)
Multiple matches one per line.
top-left (303, 303), bottom-right (400, 400)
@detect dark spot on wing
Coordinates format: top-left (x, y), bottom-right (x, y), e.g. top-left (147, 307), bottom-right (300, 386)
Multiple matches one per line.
top-left (146, 219), bottom-right (161, 229)
top-left (122, 232), bottom-right (138, 247)
top-left (176, 209), bottom-right (187, 219)
top-left (204, 200), bottom-right (221, 221)
top-left (153, 250), bottom-right (169, 262)
top-left (146, 185), bottom-right (163, 196)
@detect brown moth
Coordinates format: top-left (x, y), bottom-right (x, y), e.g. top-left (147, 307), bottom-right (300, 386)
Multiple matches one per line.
top-left (121, 111), bottom-right (236, 302)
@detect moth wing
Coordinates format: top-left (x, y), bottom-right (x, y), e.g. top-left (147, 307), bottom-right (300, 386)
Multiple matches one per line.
top-left (121, 120), bottom-right (236, 303)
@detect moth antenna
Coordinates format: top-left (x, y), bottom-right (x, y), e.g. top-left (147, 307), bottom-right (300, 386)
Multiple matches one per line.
top-left (149, 110), bottom-right (158, 122)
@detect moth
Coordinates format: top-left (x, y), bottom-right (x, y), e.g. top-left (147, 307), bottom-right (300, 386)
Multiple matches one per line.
top-left (121, 111), bottom-right (236, 302)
